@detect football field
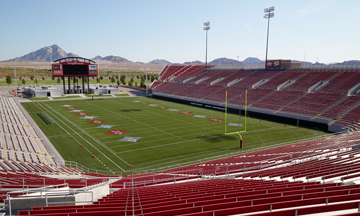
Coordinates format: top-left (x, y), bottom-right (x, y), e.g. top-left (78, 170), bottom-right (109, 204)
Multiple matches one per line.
top-left (22, 97), bottom-right (330, 175)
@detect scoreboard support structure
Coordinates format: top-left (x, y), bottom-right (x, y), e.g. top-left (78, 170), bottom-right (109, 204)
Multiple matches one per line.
top-left (52, 57), bottom-right (98, 95)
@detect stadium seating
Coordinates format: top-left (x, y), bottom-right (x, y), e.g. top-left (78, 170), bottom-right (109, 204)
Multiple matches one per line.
top-left (214, 70), bottom-right (253, 86)
top-left (203, 86), bottom-right (247, 102)
top-left (287, 69), bottom-right (338, 90)
top-left (320, 95), bottom-right (360, 119)
top-left (172, 84), bottom-right (208, 97)
top-left (251, 90), bottom-right (305, 111)
top-left (185, 85), bottom-right (224, 99)
top-left (281, 92), bottom-right (345, 116)
top-left (232, 70), bottom-right (280, 87)
top-left (229, 88), bottom-right (274, 105)
top-left (17, 128), bottom-right (360, 216)
top-left (260, 69), bottom-right (307, 89)
top-left (319, 70), bottom-right (360, 93)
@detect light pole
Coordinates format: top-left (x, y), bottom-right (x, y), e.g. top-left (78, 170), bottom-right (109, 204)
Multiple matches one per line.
top-left (34, 67), bottom-right (37, 97)
top-left (264, 6), bottom-right (274, 70)
top-left (203, 22), bottom-right (210, 70)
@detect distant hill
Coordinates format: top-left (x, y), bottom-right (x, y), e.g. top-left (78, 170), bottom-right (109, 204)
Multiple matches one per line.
top-left (148, 59), bottom-right (172, 65)
top-left (243, 57), bottom-right (263, 63)
top-left (1, 44), bottom-right (78, 62)
top-left (183, 60), bottom-right (204, 65)
top-left (209, 57), bottom-right (242, 66)
top-left (3, 44), bottom-right (360, 67)
top-left (95, 55), bottom-right (133, 64)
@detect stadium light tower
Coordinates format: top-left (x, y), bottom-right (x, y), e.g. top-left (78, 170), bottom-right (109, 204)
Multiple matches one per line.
top-left (264, 6), bottom-right (274, 69)
top-left (203, 22), bottom-right (210, 70)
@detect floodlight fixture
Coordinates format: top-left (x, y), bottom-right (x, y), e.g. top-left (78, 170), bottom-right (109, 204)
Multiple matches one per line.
top-left (264, 6), bottom-right (275, 69)
top-left (203, 21), bottom-right (210, 70)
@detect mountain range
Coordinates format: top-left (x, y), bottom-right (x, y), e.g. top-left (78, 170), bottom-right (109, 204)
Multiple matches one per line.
top-left (1, 44), bottom-right (359, 67)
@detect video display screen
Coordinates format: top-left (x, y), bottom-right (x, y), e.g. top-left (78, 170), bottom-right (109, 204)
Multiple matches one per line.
top-left (63, 65), bottom-right (88, 75)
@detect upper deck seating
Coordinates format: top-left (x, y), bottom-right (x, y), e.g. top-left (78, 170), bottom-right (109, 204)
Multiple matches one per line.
top-left (232, 71), bottom-right (280, 87)
top-left (251, 90), bottom-right (305, 111)
top-left (281, 92), bottom-right (345, 116)
top-left (287, 70), bottom-right (338, 90)
top-left (260, 70), bottom-right (307, 89)
top-left (319, 71), bottom-right (360, 93)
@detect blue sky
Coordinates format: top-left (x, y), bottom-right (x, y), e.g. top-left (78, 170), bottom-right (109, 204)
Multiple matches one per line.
top-left (1, 0), bottom-right (359, 64)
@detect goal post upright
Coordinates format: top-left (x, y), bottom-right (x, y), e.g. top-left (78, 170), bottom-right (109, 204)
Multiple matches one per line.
top-left (224, 90), bottom-right (248, 148)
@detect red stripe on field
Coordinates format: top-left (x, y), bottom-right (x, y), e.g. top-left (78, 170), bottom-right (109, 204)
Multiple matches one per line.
top-left (87, 120), bottom-right (106, 124)
top-left (73, 113), bottom-right (90, 115)
top-left (64, 107), bottom-right (78, 109)
top-left (209, 118), bottom-right (223, 122)
top-left (105, 130), bottom-right (128, 135)
top-left (157, 106), bottom-right (168, 109)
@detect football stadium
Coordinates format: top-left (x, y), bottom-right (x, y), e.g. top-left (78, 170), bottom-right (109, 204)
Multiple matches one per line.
top-left (1, 1), bottom-right (360, 216)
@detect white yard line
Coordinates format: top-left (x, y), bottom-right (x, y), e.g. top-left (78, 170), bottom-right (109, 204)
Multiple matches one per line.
top-left (40, 103), bottom-right (129, 171)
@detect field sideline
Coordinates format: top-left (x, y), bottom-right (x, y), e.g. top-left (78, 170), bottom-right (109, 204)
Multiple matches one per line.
top-left (22, 97), bottom-right (330, 174)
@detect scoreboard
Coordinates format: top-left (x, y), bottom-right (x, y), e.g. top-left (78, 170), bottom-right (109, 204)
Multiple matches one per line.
top-left (52, 57), bottom-right (98, 77)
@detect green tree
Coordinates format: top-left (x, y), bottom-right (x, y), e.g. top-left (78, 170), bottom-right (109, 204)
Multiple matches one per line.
top-left (30, 75), bottom-right (34, 81)
top-left (111, 76), bottom-right (115, 84)
top-left (34, 79), bottom-right (38, 84)
top-left (52, 76), bottom-right (55, 80)
top-left (130, 77), bottom-right (134, 83)
top-left (22, 78), bottom-right (26, 85)
top-left (117, 80), bottom-right (120, 86)
top-left (151, 75), bottom-right (155, 82)
top-left (100, 76), bottom-right (103, 80)
top-left (115, 75), bottom-right (118, 79)
top-left (135, 82), bottom-right (138, 86)
top-left (6, 75), bottom-right (12, 86)
top-left (141, 76), bottom-right (145, 82)
top-left (128, 81), bottom-right (133, 87)
top-left (136, 75), bottom-right (139, 79)
top-left (97, 77), bottom-right (100, 83)
top-left (140, 81), bottom-right (145, 88)
top-left (57, 77), bottom-right (61, 83)
top-left (42, 76), bottom-right (45, 80)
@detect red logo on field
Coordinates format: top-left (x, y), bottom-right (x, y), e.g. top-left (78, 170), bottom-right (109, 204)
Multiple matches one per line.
top-left (74, 113), bottom-right (90, 116)
top-left (64, 107), bottom-right (78, 109)
top-left (157, 106), bottom-right (168, 109)
top-left (209, 118), bottom-right (223, 122)
top-left (87, 120), bottom-right (106, 124)
top-left (140, 102), bottom-right (149, 104)
top-left (105, 130), bottom-right (128, 135)
top-left (180, 112), bottom-right (192, 114)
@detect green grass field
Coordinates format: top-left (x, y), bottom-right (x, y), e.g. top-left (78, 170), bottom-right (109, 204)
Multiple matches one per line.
top-left (22, 97), bottom-right (330, 175)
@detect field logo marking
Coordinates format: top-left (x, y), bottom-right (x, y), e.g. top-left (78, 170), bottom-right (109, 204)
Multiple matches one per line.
top-left (105, 130), bottom-right (128, 135)
top-left (96, 125), bottom-right (115, 129)
top-left (81, 116), bottom-right (98, 119)
top-left (157, 106), bottom-right (168, 109)
top-left (69, 110), bottom-right (83, 112)
top-left (118, 136), bottom-right (142, 142)
top-left (61, 105), bottom-right (73, 107)
top-left (74, 113), bottom-right (90, 116)
top-left (167, 109), bottom-right (179, 111)
top-left (194, 115), bottom-right (206, 118)
top-left (87, 120), bottom-right (106, 124)
top-left (148, 104), bottom-right (158, 106)
top-left (180, 112), bottom-right (192, 114)
top-left (64, 107), bottom-right (78, 109)
top-left (209, 118), bottom-right (223, 122)
top-left (133, 101), bottom-right (141, 102)
top-left (228, 123), bottom-right (243, 127)
top-left (140, 102), bottom-right (149, 104)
